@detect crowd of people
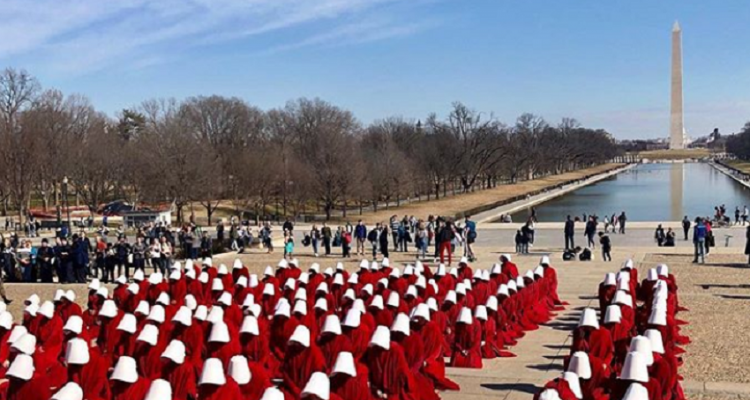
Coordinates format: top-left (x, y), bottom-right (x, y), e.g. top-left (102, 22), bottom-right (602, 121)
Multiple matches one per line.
top-left (304, 216), bottom-right (478, 265)
top-left (535, 260), bottom-right (689, 400)
top-left (0, 253), bottom-right (566, 400)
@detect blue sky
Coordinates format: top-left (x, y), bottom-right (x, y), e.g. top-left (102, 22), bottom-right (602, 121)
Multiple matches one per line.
top-left (3, 0), bottom-right (749, 139)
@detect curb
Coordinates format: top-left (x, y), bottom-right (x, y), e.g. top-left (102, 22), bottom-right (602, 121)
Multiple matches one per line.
top-left (684, 380), bottom-right (750, 396)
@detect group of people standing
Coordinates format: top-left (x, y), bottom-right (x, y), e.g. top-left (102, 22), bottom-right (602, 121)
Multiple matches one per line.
top-left (305, 216), bottom-right (477, 266)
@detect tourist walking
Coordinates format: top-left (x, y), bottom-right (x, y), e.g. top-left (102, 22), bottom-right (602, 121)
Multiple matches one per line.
top-left (524, 217), bottom-right (534, 245)
top-left (355, 220), bottom-right (367, 256)
top-left (598, 231), bottom-right (612, 261)
top-left (564, 215), bottom-right (575, 250)
top-left (618, 212), bottom-right (627, 234)
top-left (745, 225), bottom-right (750, 265)
top-left (321, 223), bottom-right (332, 256)
top-left (389, 216), bottom-right (399, 252)
top-left (515, 230), bottom-right (528, 254)
top-left (310, 225), bottom-right (321, 257)
top-left (736, 207), bottom-right (741, 225)
top-left (744, 206), bottom-right (749, 225)
top-left (416, 221), bottom-right (428, 259)
top-left (682, 216), bottom-right (691, 241)
top-left (368, 224), bottom-right (380, 259)
top-left (436, 220), bottom-right (455, 265)
top-left (464, 215), bottom-right (477, 261)
top-left (379, 225), bottom-right (390, 258)
top-left (284, 230), bottom-right (294, 260)
top-left (584, 216), bottom-right (597, 249)
top-left (693, 218), bottom-right (706, 264)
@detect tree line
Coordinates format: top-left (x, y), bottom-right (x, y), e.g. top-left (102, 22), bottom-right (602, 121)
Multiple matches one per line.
top-left (725, 122), bottom-right (750, 160)
top-left (0, 68), bottom-right (619, 224)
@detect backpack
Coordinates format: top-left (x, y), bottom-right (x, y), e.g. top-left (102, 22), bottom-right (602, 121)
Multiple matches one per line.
top-left (579, 248), bottom-right (592, 261)
top-left (367, 229), bottom-right (378, 243)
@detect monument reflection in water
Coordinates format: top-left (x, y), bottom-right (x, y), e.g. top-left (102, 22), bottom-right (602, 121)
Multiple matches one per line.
top-left (511, 163), bottom-right (750, 222)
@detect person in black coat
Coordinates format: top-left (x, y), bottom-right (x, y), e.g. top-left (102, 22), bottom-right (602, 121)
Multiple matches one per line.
top-left (379, 226), bottom-right (390, 258)
top-left (745, 225), bottom-right (750, 265)
top-left (71, 235), bottom-right (89, 283)
top-left (564, 215), bottom-right (575, 250)
top-left (37, 239), bottom-right (55, 283)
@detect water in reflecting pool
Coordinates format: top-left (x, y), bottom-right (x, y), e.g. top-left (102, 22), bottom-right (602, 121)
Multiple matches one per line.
top-left (510, 163), bottom-right (750, 222)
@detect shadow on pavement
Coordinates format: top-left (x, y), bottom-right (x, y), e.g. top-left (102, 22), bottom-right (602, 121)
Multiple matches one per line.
top-left (481, 383), bottom-right (539, 394)
top-left (715, 294), bottom-right (750, 300)
top-left (526, 363), bottom-right (564, 372)
top-left (698, 283), bottom-right (750, 290)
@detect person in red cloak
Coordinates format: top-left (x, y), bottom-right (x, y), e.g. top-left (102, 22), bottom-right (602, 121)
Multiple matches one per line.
top-left (475, 305), bottom-right (505, 359)
top-left (168, 269), bottom-right (188, 305)
top-left (602, 306), bottom-right (633, 369)
top-left (35, 301), bottom-right (63, 365)
top-left (450, 307), bottom-right (482, 368)
top-left (341, 308), bottom-right (372, 361)
top-left (644, 330), bottom-right (683, 400)
top-left (609, 352), bottom-right (662, 400)
top-left (228, 355), bottom-right (273, 400)
top-left (262, 283), bottom-right (282, 318)
top-left (4, 354), bottom-right (51, 400)
top-left (112, 313), bottom-right (138, 360)
top-left (22, 303), bottom-right (41, 336)
top-left (571, 308), bottom-right (614, 366)
top-left (133, 325), bottom-right (166, 380)
top-left (486, 296), bottom-right (517, 355)
top-left (281, 325), bottom-right (326, 398)
top-left (536, 376), bottom-right (579, 400)
top-left (198, 358), bottom-right (244, 400)
top-left (95, 300), bottom-right (122, 356)
top-left (112, 275), bottom-right (130, 307)
top-left (206, 320), bottom-right (242, 367)
top-left (566, 351), bottom-right (607, 400)
top-left (160, 340), bottom-right (198, 400)
top-left (317, 315), bottom-right (353, 371)
top-left (540, 256), bottom-right (567, 309)
top-left (598, 273), bottom-right (617, 314)
top-left (110, 356), bottom-right (152, 400)
top-left (64, 338), bottom-right (111, 400)
top-left (363, 326), bottom-right (416, 400)
top-left (169, 305), bottom-right (205, 369)
top-left (331, 351), bottom-right (374, 400)
top-left (301, 372), bottom-right (345, 400)
top-left (390, 313), bottom-right (439, 400)
top-left (240, 315), bottom-right (270, 368)
top-left (270, 301), bottom-right (300, 369)
top-left (411, 303), bottom-right (460, 391)
top-left (499, 254), bottom-right (519, 280)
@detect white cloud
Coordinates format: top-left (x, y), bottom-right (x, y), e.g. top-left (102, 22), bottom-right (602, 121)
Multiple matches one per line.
top-left (0, 0), bottom-right (436, 74)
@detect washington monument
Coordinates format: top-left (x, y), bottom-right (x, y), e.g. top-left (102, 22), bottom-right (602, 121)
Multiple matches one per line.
top-left (670, 21), bottom-right (686, 149)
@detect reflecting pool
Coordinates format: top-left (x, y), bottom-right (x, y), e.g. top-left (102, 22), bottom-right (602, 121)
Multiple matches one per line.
top-left (510, 163), bottom-right (750, 222)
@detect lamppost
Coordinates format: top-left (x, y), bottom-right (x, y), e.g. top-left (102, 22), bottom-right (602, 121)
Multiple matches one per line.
top-left (62, 176), bottom-right (71, 233)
